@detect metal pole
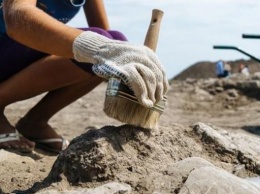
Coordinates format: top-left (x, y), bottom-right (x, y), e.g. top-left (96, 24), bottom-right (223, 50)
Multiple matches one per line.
top-left (213, 45), bottom-right (260, 63)
top-left (242, 34), bottom-right (260, 39)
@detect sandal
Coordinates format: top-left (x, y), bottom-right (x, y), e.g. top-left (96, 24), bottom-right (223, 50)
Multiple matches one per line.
top-left (33, 137), bottom-right (70, 154)
top-left (0, 129), bottom-right (34, 153)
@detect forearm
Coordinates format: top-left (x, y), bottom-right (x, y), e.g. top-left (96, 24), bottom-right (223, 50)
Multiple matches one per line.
top-left (84, 0), bottom-right (110, 30)
top-left (3, 2), bottom-right (81, 58)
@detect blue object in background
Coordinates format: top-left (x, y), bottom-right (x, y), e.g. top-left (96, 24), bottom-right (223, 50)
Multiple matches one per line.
top-left (216, 60), bottom-right (224, 76)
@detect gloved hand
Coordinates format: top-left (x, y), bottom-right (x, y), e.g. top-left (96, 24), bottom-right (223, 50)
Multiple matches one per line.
top-left (73, 31), bottom-right (169, 107)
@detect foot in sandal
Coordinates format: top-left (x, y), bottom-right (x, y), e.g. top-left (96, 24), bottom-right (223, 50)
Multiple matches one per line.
top-left (0, 112), bottom-right (35, 153)
top-left (16, 117), bottom-right (69, 154)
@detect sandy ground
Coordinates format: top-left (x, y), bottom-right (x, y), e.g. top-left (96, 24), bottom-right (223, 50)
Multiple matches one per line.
top-left (1, 80), bottom-right (260, 193)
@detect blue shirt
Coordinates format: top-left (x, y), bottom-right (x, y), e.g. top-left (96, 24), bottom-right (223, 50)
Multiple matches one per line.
top-left (0, 0), bottom-right (85, 37)
top-left (216, 60), bottom-right (224, 75)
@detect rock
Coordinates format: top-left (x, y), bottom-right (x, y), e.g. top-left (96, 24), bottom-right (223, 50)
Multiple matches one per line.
top-left (246, 176), bottom-right (260, 188)
top-left (185, 78), bottom-right (197, 84)
top-left (179, 166), bottom-right (260, 194)
top-left (237, 80), bottom-right (260, 89)
top-left (49, 125), bottom-right (156, 183)
top-left (233, 164), bottom-right (248, 178)
top-left (36, 182), bottom-right (132, 194)
top-left (192, 123), bottom-right (260, 174)
top-left (215, 86), bottom-right (224, 93)
top-left (252, 72), bottom-right (260, 80)
top-left (222, 78), bottom-right (237, 88)
top-left (193, 122), bottom-right (237, 155)
top-left (227, 89), bottom-right (239, 98)
top-left (165, 157), bottom-right (215, 193)
top-left (166, 157), bottom-right (214, 177)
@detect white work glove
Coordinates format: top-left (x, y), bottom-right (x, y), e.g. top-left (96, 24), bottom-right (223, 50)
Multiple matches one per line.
top-left (73, 31), bottom-right (168, 107)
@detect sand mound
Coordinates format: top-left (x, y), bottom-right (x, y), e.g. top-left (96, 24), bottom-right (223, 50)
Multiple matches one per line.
top-left (173, 59), bottom-right (260, 80)
top-left (13, 123), bottom-right (260, 193)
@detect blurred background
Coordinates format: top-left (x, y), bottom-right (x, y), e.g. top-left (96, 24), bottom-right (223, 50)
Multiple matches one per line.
top-left (68, 0), bottom-right (260, 79)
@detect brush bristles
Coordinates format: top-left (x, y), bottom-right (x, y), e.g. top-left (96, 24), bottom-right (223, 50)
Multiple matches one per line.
top-left (104, 96), bottom-right (161, 130)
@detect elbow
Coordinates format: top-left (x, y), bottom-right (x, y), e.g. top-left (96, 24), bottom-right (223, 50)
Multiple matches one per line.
top-left (4, 18), bottom-right (17, 39)
top-left (3, 3), bottom-right (31, 39)
top-left (3, 9), bottom-right (19, 39)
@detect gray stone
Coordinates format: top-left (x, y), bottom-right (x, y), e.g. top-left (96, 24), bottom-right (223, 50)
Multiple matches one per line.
top-left (193, 122), bottom-right (237, 154)
top-left (222, 78), bottom-right (237, 88)
top-left (36, 182), bottom-right (132, 194)
top-left (192, 122), bottom-right (260, 175)
top-left (179, 166), bottom-right (260, 194)
top-left (215, 86), bottom-right (224, 93)
top-left (237, 80), bottom-right (260, 89)
top-left (166, 157), bottom-right (214, 177)
top-left (227, 89), bottom-right (239, 98)
top-left (252, 72), bottom-right (260, 80)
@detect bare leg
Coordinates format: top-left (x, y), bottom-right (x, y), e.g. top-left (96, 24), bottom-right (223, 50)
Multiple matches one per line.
top-left (16, 76), bottom-right (102, 151)
top-left (0, 55), bottom-right (103, 151)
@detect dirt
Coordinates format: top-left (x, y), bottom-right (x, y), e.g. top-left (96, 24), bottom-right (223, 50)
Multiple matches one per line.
top-left (1, 77), bottom-right (260, 193)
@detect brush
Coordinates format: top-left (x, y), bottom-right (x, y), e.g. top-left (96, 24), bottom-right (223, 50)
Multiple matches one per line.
top-left (103, 9), bottom-right (166, 130)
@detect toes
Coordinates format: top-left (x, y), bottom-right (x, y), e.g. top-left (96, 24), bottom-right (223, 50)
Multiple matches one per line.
top-left (1, 141), bottom-right (19, 149)
top-left (20, 137), bottom-right (35, 148)
top-left (0, 139), bottom-right (34, 150)
top-left (1, 142), bottom-right (11, 149)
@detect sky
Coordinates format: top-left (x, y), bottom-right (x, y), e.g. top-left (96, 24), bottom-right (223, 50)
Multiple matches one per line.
top-left (67, 0), bottom-right (260, 79)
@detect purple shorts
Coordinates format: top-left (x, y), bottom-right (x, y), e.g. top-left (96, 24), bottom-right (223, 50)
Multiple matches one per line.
top-left (0, 27), bottom-right (127, 82)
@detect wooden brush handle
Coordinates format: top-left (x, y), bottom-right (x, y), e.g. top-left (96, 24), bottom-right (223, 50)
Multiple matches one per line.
top-left (144, 9), bottom-right (164, 52)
